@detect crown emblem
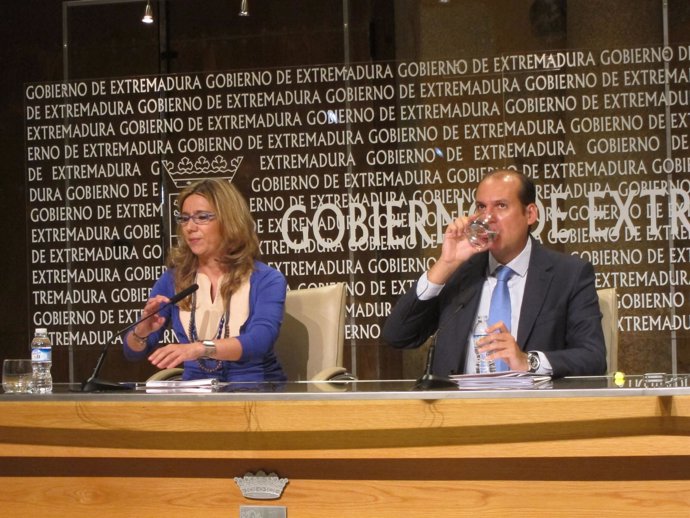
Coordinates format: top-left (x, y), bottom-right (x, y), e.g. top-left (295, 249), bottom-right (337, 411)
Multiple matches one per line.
top-left (161, 154), bottom-right (243, 187)
top-left (234, 471), bottom-right (289, 500)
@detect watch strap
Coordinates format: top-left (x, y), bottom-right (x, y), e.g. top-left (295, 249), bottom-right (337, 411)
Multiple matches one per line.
top-left (201, 340), bottom-right (217, 359)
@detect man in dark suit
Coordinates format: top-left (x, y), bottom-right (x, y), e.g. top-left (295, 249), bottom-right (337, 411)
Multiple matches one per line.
top-left (383, 169), bottom-right (607, 377)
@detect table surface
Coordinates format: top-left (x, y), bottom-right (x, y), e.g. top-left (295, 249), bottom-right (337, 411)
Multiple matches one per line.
top-left (2, 373), bottom-right (689, 401)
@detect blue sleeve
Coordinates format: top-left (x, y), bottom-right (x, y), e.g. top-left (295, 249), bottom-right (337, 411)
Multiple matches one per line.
top-left (237, 263), bottom-right (287, 361)
top-left (122, 269), bottom-right (176, 362)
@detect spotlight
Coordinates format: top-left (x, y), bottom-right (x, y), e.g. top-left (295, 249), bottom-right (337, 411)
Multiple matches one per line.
top-left (142, 1), bottom-right (153, 24)
top-left (239, 0), bottom-right (249, 16)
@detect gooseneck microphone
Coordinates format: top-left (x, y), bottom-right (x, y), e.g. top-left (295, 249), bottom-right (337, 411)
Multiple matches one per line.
top-left (80, 283), bottom-right (199, 392)
top-left (413, 300), bottom-right (465, 391)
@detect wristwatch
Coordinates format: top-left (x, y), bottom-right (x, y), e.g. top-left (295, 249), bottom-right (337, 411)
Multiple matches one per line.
top-left (201, 340), bottom-right (217, 359)
top-left (527, 352), bottom-right (540, 373)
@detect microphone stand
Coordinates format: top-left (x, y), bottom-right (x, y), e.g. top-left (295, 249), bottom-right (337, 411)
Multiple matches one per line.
top-left (412, 334), bottom-right (458, 390)
top-left (81, 284), bottom-right (199, 392)
top-left (412, 298), bottom-right (467, 391)
top-left (80, 321), bottom-right (142, 392)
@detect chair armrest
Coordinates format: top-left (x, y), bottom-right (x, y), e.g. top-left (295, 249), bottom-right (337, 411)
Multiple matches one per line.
top-left (147, 368), bottom-right (184, 382)
top-left (311, 366), bottom-right (349, 381)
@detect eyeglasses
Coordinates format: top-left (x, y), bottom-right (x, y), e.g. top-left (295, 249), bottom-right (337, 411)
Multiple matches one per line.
top-left (175, 211), bottom-right (216, 225)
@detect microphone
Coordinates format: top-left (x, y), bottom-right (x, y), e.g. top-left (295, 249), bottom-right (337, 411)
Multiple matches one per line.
top-left (413, 300), bottom-right (465, 391)
top-left (80, 283), bottom-right (199, 392)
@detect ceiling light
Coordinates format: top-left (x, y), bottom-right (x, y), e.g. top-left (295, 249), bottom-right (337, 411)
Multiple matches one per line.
top-left (142, 1), bottom-right (154, 24)
top-left (239, 0), bottom-right (249, 16)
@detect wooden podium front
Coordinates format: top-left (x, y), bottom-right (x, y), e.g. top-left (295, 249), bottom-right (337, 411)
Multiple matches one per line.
top-left (1, 379), bottom-right (689, 517)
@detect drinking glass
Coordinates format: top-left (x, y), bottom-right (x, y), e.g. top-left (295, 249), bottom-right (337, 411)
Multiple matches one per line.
top-left (465, 213), bottom-right (498, 249)
top-left (2, 359), bottom-right (33, 393)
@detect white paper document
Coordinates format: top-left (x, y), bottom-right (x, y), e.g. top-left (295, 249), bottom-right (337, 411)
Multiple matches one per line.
top-left (449, 371), bottom-right (552, 390)
top-left (145, 378), bottom-right (219, 393)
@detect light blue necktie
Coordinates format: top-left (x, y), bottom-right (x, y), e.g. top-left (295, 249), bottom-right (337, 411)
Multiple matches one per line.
top-left (488, 265), bottom-right (514, 372)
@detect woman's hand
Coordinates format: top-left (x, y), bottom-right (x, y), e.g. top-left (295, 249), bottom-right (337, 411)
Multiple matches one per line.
top-left (133, 295), bottom-right (170, 338)
top-left (148, 343), bottom-right (205, 369)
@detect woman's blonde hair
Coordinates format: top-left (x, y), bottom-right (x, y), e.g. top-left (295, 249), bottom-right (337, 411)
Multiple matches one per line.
top-left (168, 179), bottom-right (259, 309)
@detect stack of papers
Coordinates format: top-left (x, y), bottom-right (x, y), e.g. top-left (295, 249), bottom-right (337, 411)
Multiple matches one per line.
top-left (145, 378), bottom-right (219, 393)
top-left (449, 371), bottom-right (552, 390)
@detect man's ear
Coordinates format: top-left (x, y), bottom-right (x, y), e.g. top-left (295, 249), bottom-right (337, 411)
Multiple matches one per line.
top-left (526, 203), bottom-right (538, 227)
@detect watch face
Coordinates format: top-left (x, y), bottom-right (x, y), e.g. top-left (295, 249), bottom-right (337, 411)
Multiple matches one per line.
top-left (528, 353), bottom-right (540, 371)
top-left (202, 341), bottom-right (216, 359)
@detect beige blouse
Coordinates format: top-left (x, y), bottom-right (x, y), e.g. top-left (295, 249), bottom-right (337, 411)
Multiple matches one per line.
top-left (179, 272), bottom-right (250, 340)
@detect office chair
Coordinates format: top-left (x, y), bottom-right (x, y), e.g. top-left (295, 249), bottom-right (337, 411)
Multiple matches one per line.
top-left (274, 282), bottom-right (351, 381)
top-left (597, 287), bottom-right (618, 374)
top-left (147, 366), bottom-right (183, 381)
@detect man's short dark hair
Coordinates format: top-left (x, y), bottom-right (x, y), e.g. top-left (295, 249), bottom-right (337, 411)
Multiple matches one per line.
top-left (482, 169), bottom-right (536, 207)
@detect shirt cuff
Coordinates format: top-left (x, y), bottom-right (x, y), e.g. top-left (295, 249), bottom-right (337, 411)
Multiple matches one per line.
top-left (416, 271), bottom-right (445, 301)
top-left (532, 351), bottom-right (553, 375)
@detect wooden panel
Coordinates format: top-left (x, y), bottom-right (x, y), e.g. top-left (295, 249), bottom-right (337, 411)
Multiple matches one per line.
top-left (0, 396), bottom-right (688, 458)
top-left (0, 475), bottom-right (689, 517)
top-left (0, 395), bottom-right (685, 432)
top-left (1, 395), bottom-right (689, 516)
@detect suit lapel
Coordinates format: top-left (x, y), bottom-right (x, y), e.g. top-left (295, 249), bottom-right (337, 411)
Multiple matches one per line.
top-left (517, 240), bottom-right (554, 349)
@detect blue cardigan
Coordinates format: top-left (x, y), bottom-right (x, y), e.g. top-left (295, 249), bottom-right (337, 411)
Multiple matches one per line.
top-left (124, 261), bottom-right (287, 382)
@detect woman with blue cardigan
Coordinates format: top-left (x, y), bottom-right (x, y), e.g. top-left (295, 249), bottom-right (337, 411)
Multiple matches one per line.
top-left (123, 179), bottom-right (287, 383)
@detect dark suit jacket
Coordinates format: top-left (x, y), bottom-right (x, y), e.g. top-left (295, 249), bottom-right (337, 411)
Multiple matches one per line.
top-left (382, 238), bottom-right (607, 377)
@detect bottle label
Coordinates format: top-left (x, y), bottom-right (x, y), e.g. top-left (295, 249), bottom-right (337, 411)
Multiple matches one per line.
top-left (473, 332), bottom-right (494, 374)
top-left (32, 347), bottom-right (52, 362)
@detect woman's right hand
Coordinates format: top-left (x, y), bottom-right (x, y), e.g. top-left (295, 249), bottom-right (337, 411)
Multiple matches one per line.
top-left (133, 294), bottom-right (170, 338)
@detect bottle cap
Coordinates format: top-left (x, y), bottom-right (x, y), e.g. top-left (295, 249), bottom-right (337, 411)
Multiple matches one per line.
top-left (35, 327), bottom-right (47, 334)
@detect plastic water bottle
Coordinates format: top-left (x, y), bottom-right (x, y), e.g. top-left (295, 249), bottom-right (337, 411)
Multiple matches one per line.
top-left (472, 316), bottom-right (494, 374)
top-left (30, 328), bottom-right (52, 393)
